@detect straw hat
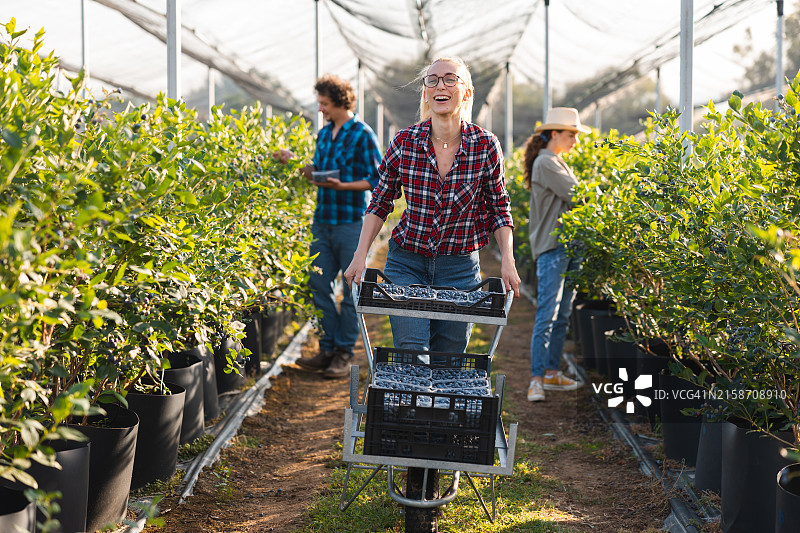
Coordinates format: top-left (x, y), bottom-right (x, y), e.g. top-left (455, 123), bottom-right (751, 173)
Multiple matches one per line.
top-left (535, 107), bottom-right (591, 133)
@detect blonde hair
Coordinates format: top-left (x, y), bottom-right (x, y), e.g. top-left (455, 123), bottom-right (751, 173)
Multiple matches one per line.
top-left (417, 57), bottom-right (474, 123)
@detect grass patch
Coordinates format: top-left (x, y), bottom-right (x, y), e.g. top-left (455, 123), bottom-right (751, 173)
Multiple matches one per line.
top-left (295, 450), bottom-right (580, 533)
top-left (231, 433), bottom-right (260, 449)
top-left (130, 469), bottom-right (186, 499)
top-left (178, 433), bottom-right (216, 461)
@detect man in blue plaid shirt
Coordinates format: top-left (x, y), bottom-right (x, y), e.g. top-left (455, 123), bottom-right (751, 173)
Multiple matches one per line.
top-left (291, 74), bottom-right (382, 378)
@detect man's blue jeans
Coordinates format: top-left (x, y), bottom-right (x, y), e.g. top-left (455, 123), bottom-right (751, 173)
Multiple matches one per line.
top-left (383, 239), bottom-right (481, 354)
top-left (309, 220), bottom-right (363, 357)
top-left (530, 245), bottom-right (580, 377)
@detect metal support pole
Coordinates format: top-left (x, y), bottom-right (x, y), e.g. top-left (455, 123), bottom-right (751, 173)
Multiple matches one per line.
top-left (776, 0), bottom-right (785, 113)
top-left (315, 0), bottom-right (323, 130)
top-left (655, 67), bottom-right (661, 114)
top-left (594, 102), bottom-right (601, 132)
top-left (357, 60), bottom-right (365, 119)
top-left (543, 0), bottom-right (551, 119)
top-left (265, 105), bottom-right (273, 118)
top-left (505, 63), bottom-right (513, 156)
top-left (167, 0), bottom-right (181, 100)
top-left (376, 103), bottom-right (384, 149)
top-left (207, 67), bottom-right (215, 120)
top-left (484, 104), bottom-right (492, 132)
top-left (80, 0), bottom-right (89, 96)
top-left (678, 0), bottom-right (693, 133)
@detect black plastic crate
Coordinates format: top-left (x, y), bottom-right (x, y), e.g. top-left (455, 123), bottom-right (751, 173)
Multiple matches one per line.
top-left (357, 268), bottom-right (506, 319)
top-left (372, 346), bottom-right (492, 375)
top-left (364, 347), bottom-right (499, 465)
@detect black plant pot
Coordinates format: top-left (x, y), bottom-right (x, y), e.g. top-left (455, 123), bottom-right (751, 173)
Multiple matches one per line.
top-left (776, 463), bottom-right (800, 532)
top-left (574, 300), bottom-right (612, 370)
top-left (67, 403), bottom-right (139, 533)
top-left (604, 328), bottom-right (638, 399)
top-left (214, 336), bottom-right (246, 394)
top-left (720, 417), bottom-right (793, 533)
top-left (126, 382), bottom-right (186, 491)
top-left (261, 310), bottom-right (280, 361)
top-left (36, 439), bottom-right (91, 533)
top-left (243, 311), bottom-right (262, 377)
top-left (0, 486), bottom-right (35, 533)
top-left (569, 294), bottom-right (589, 344)
top-left (693, 415), bottom-right (723, 494)
top-left (0, 439), bottom-right (91, 533)
top-left (635, 342), bottom-right (670, 427)
top-left (165, 352), bottom-right (205, 445)
top-left (658, 373), bottom-right (704, 467)
top-left (183, 344), bottom-right (219, 421)
top-left (590, 314), bottom-right (627, 378)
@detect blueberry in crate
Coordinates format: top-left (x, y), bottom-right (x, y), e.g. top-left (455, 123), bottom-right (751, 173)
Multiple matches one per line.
top-left (374, 379), bottom-right (430, 392)
top-left (432, 378), bottom-right (490, 390)
top-left (404, 286), bottom-right (437, 299)
top-left (431, 368), bottom-right (488, 381)
top-left (375, 372), bottom-right (431, 389)
top-left (435, 387), bottom-right (492, 397)
top-left (466, 290), bottom-right (493, 308)
top-left (374, 378), bottom-right (401, 390)
top-left (435, 289), bottom-right (469, 303)
top-left (374, 362), bottom-right (432, 379)
top-left (375, 283), bottom-right (407, 300)
top-left (425, 396), bottom-right (451, 409)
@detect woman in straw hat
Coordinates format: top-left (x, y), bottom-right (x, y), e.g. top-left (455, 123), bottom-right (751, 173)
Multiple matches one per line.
top-left (524, 107), bottom-right (590, 402)
top-left (344, 56), bottom-right (520, 354)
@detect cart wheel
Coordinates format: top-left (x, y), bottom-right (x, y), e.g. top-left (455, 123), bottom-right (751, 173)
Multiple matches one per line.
top-left (405, 467), bottom-right (440, 533)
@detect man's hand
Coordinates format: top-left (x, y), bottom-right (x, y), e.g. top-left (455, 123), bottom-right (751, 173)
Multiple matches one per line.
top-left (271, 148), bottom-right (294, 164)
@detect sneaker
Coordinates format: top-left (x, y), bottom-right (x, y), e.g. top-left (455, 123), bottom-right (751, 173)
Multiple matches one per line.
top-left (527, 380), bottom-right (545, 402)
top-left (323, 350), bottom-right (353, 379)
top-left (295, 349), bottom-right (335, 372)
top-left (542, 371), bottom-right (583, 391)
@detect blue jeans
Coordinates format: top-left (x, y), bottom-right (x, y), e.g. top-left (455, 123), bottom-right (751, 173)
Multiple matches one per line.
top-left (383, 239), bottom-right (481, 354)
top-left (531, 245), bottom-right (580, 377)
top-left (309, 220), bottom-right (363, 357)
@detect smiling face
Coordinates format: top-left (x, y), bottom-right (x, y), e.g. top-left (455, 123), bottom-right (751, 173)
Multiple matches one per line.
top-left (425, 61), bottom-right (468, 117)
top-left (421, 59), bottom-right (473, 121)
top-left (317, 94), bottom-right (349, 125)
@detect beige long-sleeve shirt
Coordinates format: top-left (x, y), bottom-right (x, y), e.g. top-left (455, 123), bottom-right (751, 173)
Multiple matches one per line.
top-left (528, 148), bottom-right (578, 260)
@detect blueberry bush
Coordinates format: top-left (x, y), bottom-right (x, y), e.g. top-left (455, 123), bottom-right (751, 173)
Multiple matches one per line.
top-left (0, 18), bottom-right (316, 510)
top-left (557, 73), bottom-right (800, 447)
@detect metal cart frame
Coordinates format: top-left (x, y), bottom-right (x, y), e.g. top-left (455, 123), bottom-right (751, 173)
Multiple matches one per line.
top-left (339, 277), bottom-right (518, 523)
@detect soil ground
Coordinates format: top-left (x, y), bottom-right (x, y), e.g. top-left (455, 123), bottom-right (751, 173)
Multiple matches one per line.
top-left (147, 247), bottom-right (674, 533)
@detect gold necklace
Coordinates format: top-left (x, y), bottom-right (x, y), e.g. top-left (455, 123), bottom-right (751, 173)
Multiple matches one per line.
top-left (431, 130), bottom-right (461, 149)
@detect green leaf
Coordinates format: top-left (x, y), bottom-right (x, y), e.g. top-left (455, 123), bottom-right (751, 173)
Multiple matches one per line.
top-left (2, 128), bottom-right (22, 149)
top-left (112, 231), bottom-right (134, 243)
top-left (729, 93), bottom-right (742, 112)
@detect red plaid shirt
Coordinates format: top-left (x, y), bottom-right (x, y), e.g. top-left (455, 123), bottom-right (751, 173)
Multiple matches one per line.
top-left (366, 119), bottom-right (514, 257)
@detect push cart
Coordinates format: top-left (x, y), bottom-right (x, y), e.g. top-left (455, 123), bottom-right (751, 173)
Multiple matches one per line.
top-left (340, 268), bottom-right (518, 532)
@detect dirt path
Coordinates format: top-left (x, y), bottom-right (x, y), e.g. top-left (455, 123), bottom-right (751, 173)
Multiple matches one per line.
top-left (149, 247), bottom-right (669, 532)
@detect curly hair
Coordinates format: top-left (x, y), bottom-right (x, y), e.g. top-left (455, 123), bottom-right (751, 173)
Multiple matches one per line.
top-left (522, 130), bottom-right (559, 189)
top-left (314, 74), bottom-right (356, 111)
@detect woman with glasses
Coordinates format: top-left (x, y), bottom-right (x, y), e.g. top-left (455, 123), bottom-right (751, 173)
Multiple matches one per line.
top-left (344, 56), bottom-right (520, 353)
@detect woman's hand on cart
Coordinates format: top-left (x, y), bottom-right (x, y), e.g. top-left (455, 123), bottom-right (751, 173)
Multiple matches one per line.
top-left (344, 252), bottom-right (367, 288)
top-left (501, 259), bottom-right (521, 298)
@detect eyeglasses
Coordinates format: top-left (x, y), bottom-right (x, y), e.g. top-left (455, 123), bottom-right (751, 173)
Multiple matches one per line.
top-left (423, 73), bottom-right (462, 88)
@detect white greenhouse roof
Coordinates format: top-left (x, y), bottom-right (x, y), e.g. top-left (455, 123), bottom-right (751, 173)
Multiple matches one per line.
top-left (4, 0), bottom-right (794, 129)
